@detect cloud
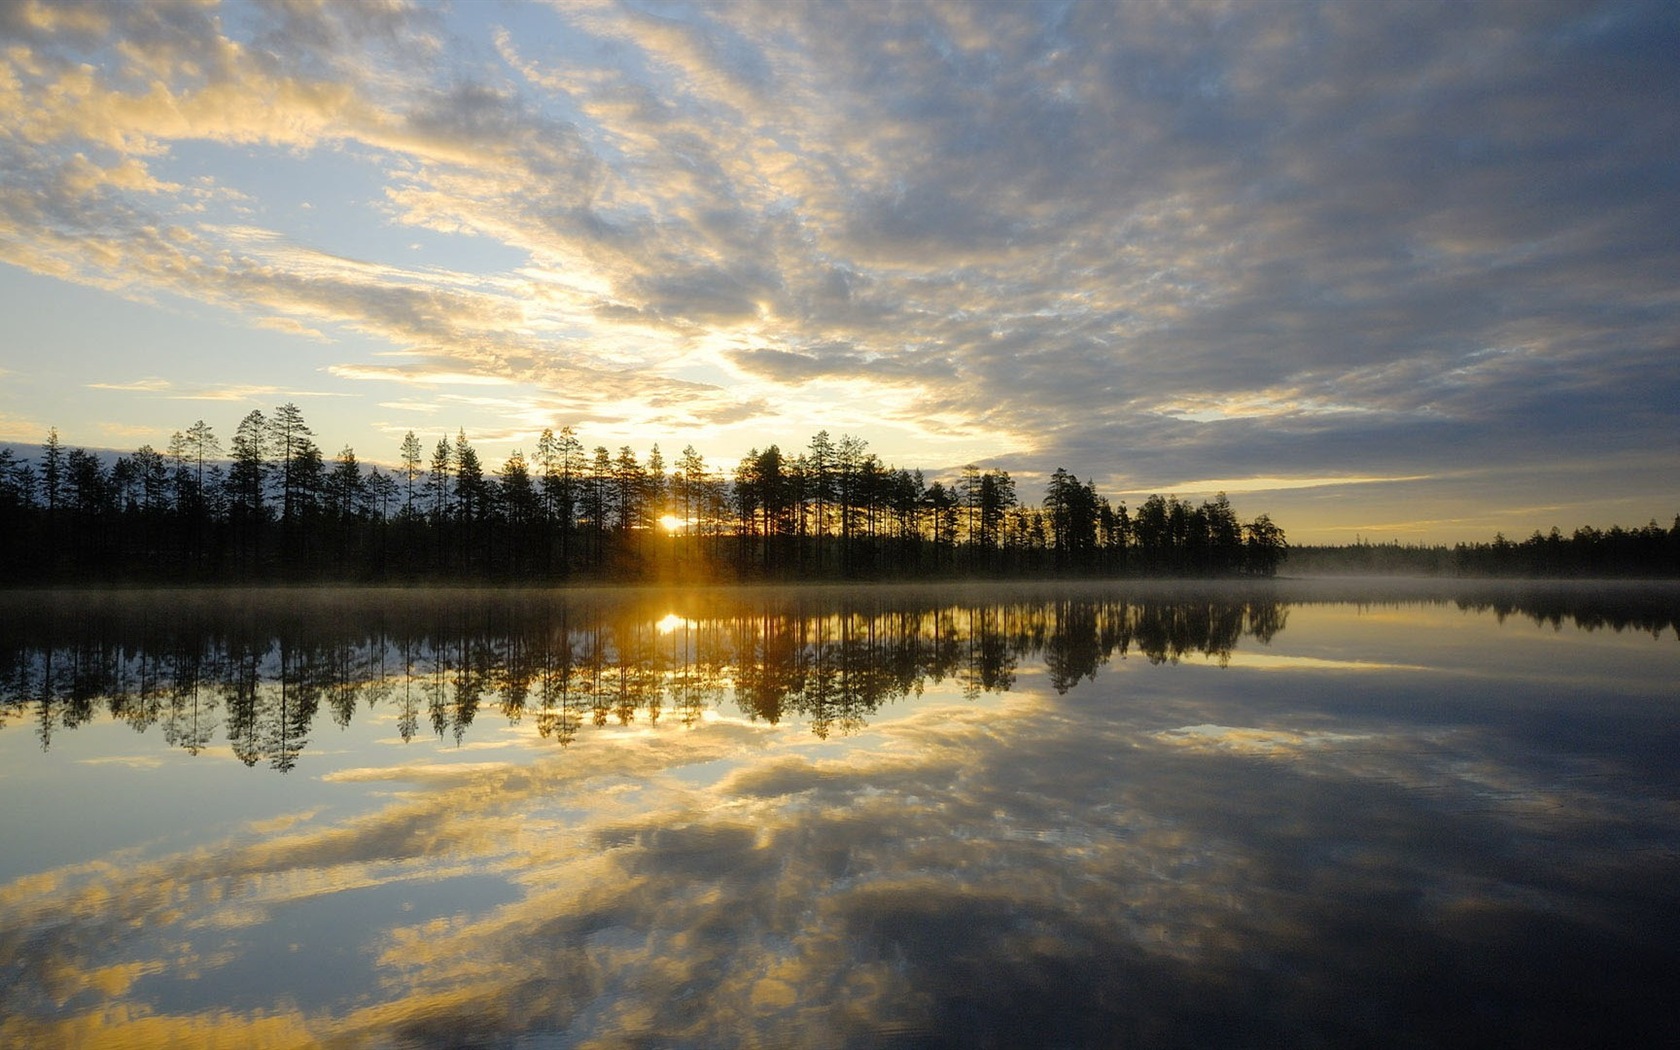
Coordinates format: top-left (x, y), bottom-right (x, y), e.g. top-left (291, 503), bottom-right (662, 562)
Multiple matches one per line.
top-left (327, 364), bottom-right (517, 388)
top-left (81, 377), bottom-right (348, 404)
top-left (1, 1), bottom-right (1677, 528)
top-left (727, 345), bottom-right (956, 386)
top-left (86, 377), bottom-right (174, 393)
top-left (0, 412), bottom-right (45, 443)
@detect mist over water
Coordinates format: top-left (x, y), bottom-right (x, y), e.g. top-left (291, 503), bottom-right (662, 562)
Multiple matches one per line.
top-left (2, 582), bottom-right (1677, 1047)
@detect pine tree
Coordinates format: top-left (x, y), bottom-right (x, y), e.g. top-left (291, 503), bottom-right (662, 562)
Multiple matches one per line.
top-left (399, 431), bottom-right (423, 518)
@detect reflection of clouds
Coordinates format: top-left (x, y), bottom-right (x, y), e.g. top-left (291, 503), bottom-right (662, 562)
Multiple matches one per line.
top-left (1155, 723), bottom-right (1376, 754)
top-left (1215, 651), bottom-right (1429, 673)
top-left (4, 694), bottom-right (1212, 1043)
top-left (73, 754), bottom-right (166, 769)
top-left (320, 761), bottom-right (515, 785)
top-left (5, 633), bottom-right (1680, 1045)
top-left (3, 1009), bottom-right (321, 1050)
top-left (1149, 719), bottom-right (1596, 823)
top-left (242, 809), bottom-right (324, 837)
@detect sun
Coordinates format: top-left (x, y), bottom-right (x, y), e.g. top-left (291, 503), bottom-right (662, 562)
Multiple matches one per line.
top-left (658, 513), bottom-right (685, 533)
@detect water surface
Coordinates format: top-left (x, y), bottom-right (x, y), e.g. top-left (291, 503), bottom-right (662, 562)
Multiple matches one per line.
top-left (2, 581), bottom-right (1677, 1047)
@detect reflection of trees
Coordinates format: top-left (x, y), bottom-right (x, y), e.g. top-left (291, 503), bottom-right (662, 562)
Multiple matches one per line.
top-left (223, 640), bottom-right (258, 766)
top-left (1454, 592), bottom-right (1680, 638)
top-left (5, 586), bottom-right (1664, 768)
top-left (260, 644), bottom-right (315, 773)
top-left (163, 639), bottom-right (217, 756)
top-left (397, 639), bottom-right (419, 743)
top-left (534, 625), bottom-right (584, 746)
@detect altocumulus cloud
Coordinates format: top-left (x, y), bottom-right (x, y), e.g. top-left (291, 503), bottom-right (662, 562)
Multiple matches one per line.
top-left (1, 1), bottom-right (1677, 533)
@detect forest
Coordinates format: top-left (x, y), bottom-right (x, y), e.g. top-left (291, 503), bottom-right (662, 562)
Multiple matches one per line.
top-left (0, 404), bottom-right (1287, 584)
top-left (1287, 521), bottom-right (1680, 578)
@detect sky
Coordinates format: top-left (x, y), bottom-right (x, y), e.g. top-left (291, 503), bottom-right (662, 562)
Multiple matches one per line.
top-left (1, 0), bottom-right (1677, 544)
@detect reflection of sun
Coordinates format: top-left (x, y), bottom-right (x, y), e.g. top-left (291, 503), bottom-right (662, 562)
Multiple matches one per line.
top-left (655, 613), bottom-right (688, 634)
top-left (659, 513), bottom-right (684, 533)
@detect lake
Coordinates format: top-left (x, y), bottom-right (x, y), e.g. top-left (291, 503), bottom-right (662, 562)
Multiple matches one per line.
top-left (2, 580), bottom-right (1677, 1048)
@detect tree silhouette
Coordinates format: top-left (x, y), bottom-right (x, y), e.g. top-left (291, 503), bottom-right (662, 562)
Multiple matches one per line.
top-left (0, 410), bottom-right (1350, 583)
top-left (498, 450), bottom-right (540, 575)
top-left (454, 430), bottom-right (489, 570)
top-left (399, 431), bottom-right (423, 518)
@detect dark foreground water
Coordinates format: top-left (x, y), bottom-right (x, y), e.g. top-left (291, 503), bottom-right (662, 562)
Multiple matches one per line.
top-left (1, 580), bottom-right (1677, 1048)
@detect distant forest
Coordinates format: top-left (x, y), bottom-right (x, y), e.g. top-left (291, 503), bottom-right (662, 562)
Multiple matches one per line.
top-left (1289, 521), bottom-right (1680, 578)
top-left (0, 404), bottom-right (1287, 584)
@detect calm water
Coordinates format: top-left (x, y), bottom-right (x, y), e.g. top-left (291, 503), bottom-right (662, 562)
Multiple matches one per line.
top-left (1, 581), bottom-right (1677, 1048)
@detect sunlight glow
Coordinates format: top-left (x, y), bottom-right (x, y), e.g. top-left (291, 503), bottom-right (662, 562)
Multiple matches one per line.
top-left (655, 613), bottom-right (689, 634)
top-left (659, 513), bottom-right (685, 534)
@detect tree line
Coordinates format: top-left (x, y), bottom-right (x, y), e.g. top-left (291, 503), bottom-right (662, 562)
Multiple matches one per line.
top-left (0, 404), bottom-right (1287, 583)
top-left (1286, 519), bottom-right (1680, 578)
top-left (1451, 520), bottom-right (1680, 578)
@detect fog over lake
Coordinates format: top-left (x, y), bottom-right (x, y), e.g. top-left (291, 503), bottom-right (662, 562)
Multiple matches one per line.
top-left (2, 581), bottom-right (1677, 1048)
